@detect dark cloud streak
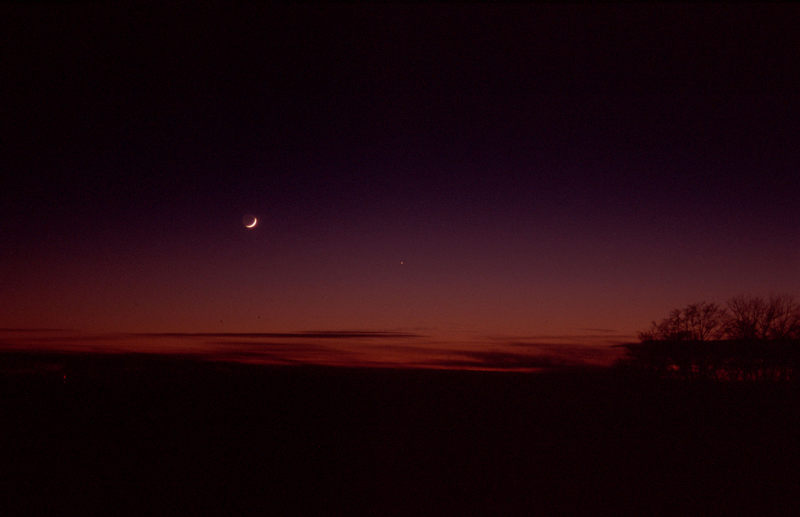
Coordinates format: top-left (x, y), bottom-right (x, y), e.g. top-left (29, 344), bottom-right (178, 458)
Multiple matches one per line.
top-left (130, 331), bottom-right (423, 339)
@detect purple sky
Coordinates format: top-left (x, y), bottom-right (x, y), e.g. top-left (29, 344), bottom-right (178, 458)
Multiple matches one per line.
top-left (2, 5), bottom-right (798, 366)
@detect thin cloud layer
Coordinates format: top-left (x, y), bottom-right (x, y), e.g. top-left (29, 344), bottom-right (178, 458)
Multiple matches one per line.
top-left (0, 328), bottom-right (623, 372)
top-left (130, 331), bottom-right (423, 339)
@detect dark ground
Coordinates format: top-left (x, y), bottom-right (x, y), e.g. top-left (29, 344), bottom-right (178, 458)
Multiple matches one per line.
top-left (1, 352), bottom-right (798, 516)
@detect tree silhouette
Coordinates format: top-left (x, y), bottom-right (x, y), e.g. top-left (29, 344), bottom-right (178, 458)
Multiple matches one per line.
top-left (726, 295), bottom-right (800, 341)
top-left (638, 301), bottom-right (727, 342)
top-left (622, 295), bottom-right (800, 381)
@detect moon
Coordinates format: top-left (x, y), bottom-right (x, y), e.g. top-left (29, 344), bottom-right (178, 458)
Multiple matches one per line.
top-left (244, 216), bottom-right (258, 229)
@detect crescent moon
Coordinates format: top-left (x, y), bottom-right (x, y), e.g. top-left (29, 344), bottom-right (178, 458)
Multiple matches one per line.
top-left (245, 217), bottom-right (258, 228)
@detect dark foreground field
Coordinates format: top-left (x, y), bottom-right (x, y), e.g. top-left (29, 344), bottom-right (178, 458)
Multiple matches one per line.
top-left (2, 352), bottom-right (798, 515)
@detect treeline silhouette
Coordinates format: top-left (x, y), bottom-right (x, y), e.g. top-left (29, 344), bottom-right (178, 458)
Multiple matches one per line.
top-left (620, 295), bottom-right (800, 381)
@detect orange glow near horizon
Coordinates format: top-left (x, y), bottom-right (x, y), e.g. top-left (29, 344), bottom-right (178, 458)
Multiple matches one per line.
top-left (0, 328), bottom-right (628, 372)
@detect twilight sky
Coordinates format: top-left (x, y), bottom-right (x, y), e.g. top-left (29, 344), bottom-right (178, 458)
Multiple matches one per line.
top-left (2, 5), bottom-right (799, 366)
